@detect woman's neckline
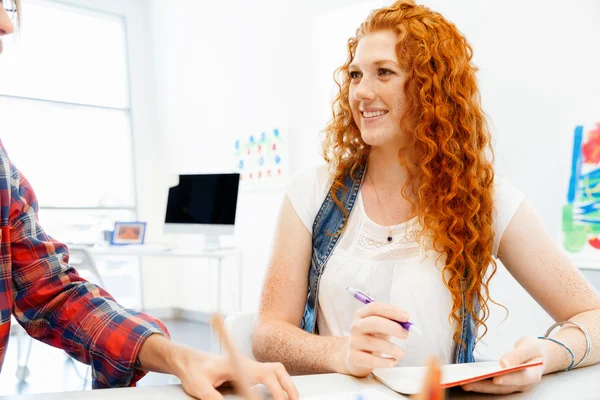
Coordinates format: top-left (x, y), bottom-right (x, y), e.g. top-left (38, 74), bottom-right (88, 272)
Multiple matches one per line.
top-left (358, 189), bottom-right (418, 231)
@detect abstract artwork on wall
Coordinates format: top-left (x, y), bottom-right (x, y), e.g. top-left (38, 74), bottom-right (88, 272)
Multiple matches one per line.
top-left (233, 126), bottom-right (288, 190)
top-left (563, 122), bottom-right (600, 260)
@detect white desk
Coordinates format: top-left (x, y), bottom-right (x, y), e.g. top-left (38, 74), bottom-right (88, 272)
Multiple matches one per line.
top-left (70, 245), bottom-right (243, 314)
top-left (2, 363), bottom-right (599, 399)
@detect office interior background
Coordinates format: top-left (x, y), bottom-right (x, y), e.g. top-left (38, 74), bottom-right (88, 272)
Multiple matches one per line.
top-left (0, 0), bottom-right (599, 395)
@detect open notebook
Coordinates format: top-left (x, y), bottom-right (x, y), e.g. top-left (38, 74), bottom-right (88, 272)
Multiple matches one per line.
top-left (373, 360), bottom-right (543, 395)
top-left (305, 389), bottom-right (401, 400)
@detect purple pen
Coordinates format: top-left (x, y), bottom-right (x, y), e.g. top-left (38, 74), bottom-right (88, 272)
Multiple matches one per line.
top-left (346, 286), bottom-right (422, 335)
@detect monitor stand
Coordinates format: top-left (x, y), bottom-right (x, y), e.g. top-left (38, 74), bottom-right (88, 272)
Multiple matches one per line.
top-left (203, 235), bottom-right (221, 250)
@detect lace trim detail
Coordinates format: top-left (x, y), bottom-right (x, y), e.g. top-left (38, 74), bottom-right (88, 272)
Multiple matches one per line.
top-left (375, 245), bottom-right (421, 261)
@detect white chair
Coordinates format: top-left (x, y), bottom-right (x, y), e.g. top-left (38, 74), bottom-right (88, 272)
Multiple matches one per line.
top-left (223, 311), bottom-right (257, 360)
top-left (68, 247), bottom-right (106, 288)
top-left (15, 320), bottom-right (32, 390)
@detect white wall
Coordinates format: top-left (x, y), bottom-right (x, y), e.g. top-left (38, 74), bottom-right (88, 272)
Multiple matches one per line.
top-left (144, 0), bottom-right (600, 357)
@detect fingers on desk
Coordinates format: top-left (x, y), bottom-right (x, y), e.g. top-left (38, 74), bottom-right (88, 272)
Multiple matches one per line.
top-left (462, 380), bottom-right (530, 395)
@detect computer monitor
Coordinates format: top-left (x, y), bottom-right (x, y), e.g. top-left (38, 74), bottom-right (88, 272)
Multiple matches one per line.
top-left (164, 173), bottom-right (240, 249)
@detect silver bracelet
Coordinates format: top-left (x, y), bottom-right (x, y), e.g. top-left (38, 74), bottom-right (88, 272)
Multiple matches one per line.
top-left (543, 321), bottom-right (592, 368)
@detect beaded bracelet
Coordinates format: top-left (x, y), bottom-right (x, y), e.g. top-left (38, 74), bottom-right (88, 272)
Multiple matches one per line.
top-left (543, 321), bottom-right (592, 369)
top-left (537, 336), bottom-right (575, 371)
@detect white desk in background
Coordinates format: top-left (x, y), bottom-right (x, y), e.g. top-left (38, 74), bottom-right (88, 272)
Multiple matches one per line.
top-left (69, 244), bottom-right (243, 314)
top-left (2, 363), bottom-right (599, 399)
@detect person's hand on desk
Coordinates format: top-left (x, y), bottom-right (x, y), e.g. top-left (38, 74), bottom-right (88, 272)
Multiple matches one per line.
top-left (461, 336), bottom-right (545, 394)
top-left (138, 334), bottom-right (299, 400)
top-left (340, 302), bottom-right (409, 377)
top-left (176, 353), bottom-right (298, 400)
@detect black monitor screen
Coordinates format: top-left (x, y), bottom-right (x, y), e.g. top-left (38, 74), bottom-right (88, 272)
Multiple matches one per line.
top-left (165, 173), bottom-right (240, 225)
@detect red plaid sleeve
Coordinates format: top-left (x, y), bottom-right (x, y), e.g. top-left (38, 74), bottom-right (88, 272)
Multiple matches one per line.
top-left (8, 160), bottom-right (170, 388)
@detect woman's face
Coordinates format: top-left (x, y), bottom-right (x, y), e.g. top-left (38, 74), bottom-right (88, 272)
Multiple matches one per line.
top-left (0, 0), bottom-right (16, 54)
top-left (348, 30), bottom-right (408, 149)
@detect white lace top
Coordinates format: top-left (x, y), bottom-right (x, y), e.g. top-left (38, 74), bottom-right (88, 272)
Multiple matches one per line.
top-left (286, 164), bottom-right (524, 366)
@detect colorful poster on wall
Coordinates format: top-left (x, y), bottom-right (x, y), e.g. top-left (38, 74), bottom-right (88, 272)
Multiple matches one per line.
top-left (562, 122), bottom-right (600, 262)
top-left (233, 126), bottom-right (288, 190)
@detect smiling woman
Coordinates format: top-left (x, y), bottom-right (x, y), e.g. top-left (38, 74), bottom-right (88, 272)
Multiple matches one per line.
top-left (253, 0), bottom-right (600, 396)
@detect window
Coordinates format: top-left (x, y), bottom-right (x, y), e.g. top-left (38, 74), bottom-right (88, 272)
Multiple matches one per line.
top-left (0, 0), bottom-right (141, 308)
top-left (0, 0), bottom-right (136, 242)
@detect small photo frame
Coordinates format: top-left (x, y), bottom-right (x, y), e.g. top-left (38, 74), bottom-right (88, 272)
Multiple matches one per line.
top-left (110, 222), bottom-right (146, 245)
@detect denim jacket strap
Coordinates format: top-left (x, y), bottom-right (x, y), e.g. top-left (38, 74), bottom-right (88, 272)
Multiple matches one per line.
top-left (454, 294), bottom-right (476, 363)
top-left (312, 165), bottom-right (366, 273)
top-left (300, 164), bottom-right (366, 333)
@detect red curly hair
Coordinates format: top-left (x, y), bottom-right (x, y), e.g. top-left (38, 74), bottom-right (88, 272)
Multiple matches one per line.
top-left (322, 0), bottom-right (499, 344)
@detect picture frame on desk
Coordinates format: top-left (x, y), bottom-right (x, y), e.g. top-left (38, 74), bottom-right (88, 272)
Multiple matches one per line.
top-left (110, 221), bottom-right (146, 245)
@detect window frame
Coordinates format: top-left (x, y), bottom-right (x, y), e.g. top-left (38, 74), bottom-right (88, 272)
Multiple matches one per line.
top-left (1, 0), bottom-right (158, 221)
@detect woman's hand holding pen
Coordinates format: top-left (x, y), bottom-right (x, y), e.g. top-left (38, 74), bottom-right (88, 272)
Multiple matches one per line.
top-left (341, 302), bottom-right (410, 377)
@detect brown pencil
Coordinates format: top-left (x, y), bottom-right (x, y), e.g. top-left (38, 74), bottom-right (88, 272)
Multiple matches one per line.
top-left (412, 357), bottom-right (444, 400)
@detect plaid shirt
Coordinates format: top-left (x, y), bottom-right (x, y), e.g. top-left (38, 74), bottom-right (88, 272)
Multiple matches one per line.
top-left (0, 139), bottom-right (169, 388)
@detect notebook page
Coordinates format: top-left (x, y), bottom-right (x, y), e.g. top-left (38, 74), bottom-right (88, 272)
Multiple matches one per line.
top-left (373, 360), bottom-right (542, 394)
top-left (304, 389), bottom-right (403, 400)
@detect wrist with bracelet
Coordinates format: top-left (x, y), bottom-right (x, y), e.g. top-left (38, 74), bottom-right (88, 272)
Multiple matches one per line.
top-left (537, 320), bottom-right (591, 372)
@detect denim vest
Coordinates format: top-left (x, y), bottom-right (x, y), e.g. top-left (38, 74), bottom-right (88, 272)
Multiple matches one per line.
top-left (299, 164), bottom-right (476, 364)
